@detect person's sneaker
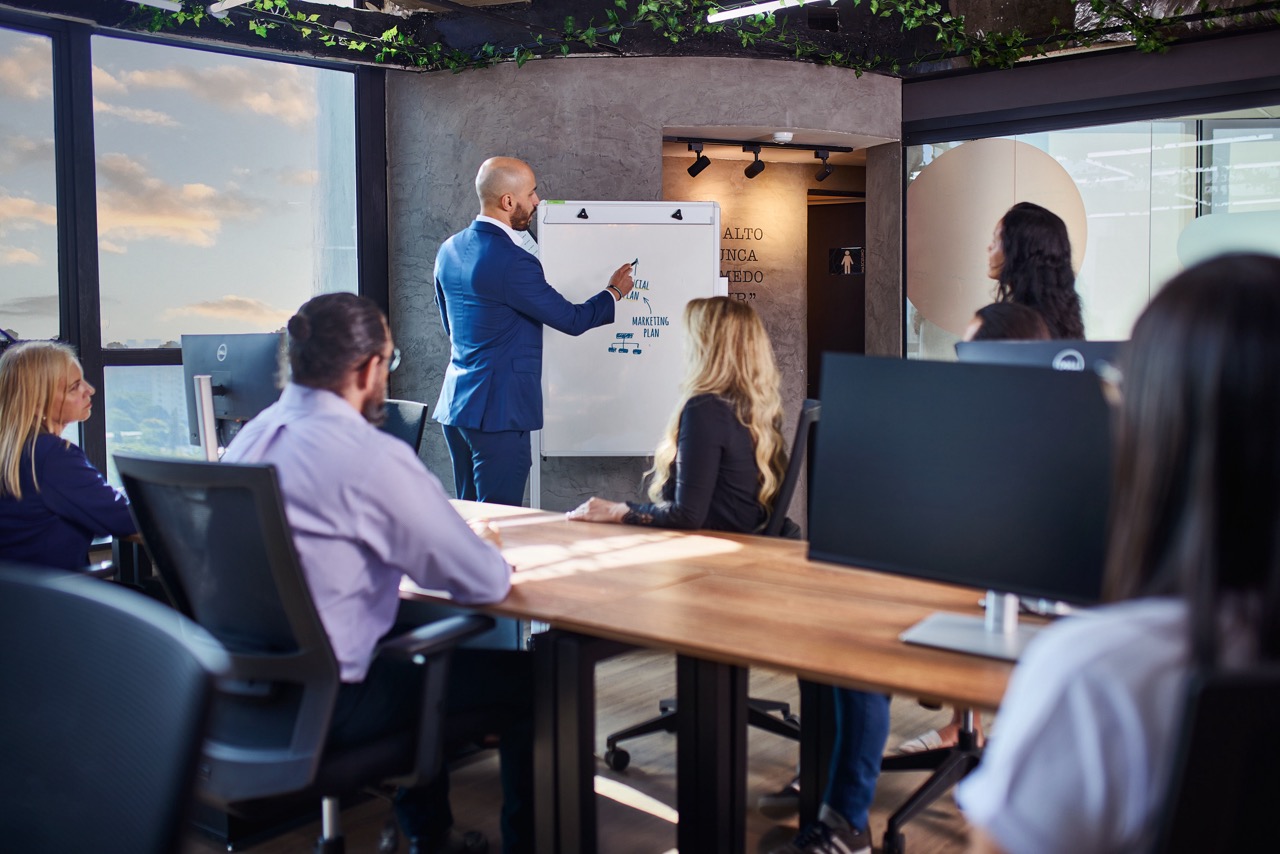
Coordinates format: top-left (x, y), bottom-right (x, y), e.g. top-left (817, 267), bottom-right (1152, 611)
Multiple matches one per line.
top-left (408, 828), bottom-right (489, 854)
top-left (766, 819), bottom-right (871, 854)
top-left (757, 775), bottom-right (801, 818)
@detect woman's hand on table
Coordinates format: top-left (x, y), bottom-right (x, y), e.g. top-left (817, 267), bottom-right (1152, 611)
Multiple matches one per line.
top-left (567, 497), bottom-right (628, 523)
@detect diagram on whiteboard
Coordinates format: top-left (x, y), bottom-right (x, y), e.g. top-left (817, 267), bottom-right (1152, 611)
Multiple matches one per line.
top-left (609, 259), bottom-right (669, 356)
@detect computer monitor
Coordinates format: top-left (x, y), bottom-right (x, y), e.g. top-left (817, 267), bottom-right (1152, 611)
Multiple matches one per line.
top-left (955, 339), bottom-right (1124, 373)
top-left (181, 333), bottom-right (286, 448)
top-left (809, 353), bottom-right (1113, 660)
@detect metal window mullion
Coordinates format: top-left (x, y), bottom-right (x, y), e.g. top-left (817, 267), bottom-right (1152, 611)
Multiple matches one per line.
top-left (53, 22), bottom-right (107, 470)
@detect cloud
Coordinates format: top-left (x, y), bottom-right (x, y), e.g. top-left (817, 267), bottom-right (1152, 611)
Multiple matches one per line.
top-left (92, 65), bottom-right (128, 96)
top-left (164, 295), bottom-right (291, 326)
top-left (95, 152), bottom-right (265, 247)
top-left (121, 64), bottom-right (316, 128)
top-left (99, 240), bottom-right (128, 255)
top-left (0, 37), bottom-right (51, 101)
top-left (0, 295), bottom-right (58, 316)
top-left (278, 168), bottom-right (319, 187)
top-left (0, 247), bottom-right (39, 266)
top-left (0, 194), bottom-right (58, 237)
top-left (0, 134), bottom-right (55, 172)
top-left (93, 98), bottom-right (179, 128)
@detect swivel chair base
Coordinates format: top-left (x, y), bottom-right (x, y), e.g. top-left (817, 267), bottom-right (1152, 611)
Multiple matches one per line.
top-left (879, 710), bottom-right (982, 854)
top-left (604, 696), bottom-right (800, 771)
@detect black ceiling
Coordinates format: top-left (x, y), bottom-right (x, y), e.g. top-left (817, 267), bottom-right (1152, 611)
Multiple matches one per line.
top-left (7, 0), bottom-right (1280, 79)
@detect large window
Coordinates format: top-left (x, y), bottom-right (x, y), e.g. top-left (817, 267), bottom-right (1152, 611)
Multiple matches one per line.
top-left (905, 107), bottom-right (1280, 358)
top-left (0, 28), bottom-right (58, 342)
top-left (0, 10), bottom-right (378, 478)
top-left (91, 36), bottom-right (357, 348)
top-left (89, 36), bottom-right (358, 474)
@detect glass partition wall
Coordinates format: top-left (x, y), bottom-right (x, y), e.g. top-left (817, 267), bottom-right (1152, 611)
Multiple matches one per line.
top-left (905, 107), bottom-right (1280, 359)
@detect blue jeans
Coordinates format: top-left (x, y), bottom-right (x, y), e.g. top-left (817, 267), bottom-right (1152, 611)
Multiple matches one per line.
top-left (824, 688), bottom-right (891, 830)
top-left (442, 424), bottom-right (531, 507)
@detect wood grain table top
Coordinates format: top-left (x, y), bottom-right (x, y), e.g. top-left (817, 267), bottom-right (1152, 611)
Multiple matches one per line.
top-left (401, 501), bottom-right (1016, 710)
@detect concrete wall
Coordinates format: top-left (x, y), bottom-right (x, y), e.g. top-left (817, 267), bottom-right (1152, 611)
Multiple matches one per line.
top-left (386, 55), bottom-right (900, 509)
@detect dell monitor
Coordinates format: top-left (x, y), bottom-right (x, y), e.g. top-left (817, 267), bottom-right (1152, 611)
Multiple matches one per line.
top-left (182, 333), bottom-right (286, 449)
top-left (809, 353), bottom-right (1113, 660)
top-left (955, 339), bottom-right (1124, 373)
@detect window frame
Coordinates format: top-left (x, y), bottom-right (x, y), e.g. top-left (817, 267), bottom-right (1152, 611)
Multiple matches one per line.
top-left (0, 8), bottom-right (387, 473)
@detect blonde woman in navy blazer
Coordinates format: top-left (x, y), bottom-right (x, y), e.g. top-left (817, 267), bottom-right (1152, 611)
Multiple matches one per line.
top-left (433, 156), bottom-right (634, 506)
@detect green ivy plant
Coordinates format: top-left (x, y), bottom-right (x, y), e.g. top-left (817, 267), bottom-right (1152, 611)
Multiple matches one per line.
top-left (132, 0), bottom-right (1280, 77)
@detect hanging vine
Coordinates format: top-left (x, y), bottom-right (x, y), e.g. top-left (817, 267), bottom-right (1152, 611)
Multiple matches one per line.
top-left (129, 0), bottom-right (1280, 77)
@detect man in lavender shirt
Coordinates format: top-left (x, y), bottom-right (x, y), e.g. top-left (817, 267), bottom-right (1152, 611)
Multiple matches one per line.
top-left (224, 293), bottom-right (528, 854)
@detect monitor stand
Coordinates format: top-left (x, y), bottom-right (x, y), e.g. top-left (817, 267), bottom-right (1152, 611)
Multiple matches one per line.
top-left (899, 591), bottom-right (1041, 662)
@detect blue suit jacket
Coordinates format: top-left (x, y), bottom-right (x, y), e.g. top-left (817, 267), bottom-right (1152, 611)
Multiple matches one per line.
top-left (433, 220), bottom-right (616, 432)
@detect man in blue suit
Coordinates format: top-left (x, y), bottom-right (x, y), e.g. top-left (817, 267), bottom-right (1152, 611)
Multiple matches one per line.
top-left (434, 156), bottom-right (635, 506)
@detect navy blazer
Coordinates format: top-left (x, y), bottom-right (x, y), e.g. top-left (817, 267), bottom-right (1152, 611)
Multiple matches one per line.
top-left (0, 433), bottom-right (137, 571)
top-left (433, 220), bottom-right (616, 432)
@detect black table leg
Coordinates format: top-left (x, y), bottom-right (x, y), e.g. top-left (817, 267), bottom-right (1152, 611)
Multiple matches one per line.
top-left (532, 630), bottom-right (629, 854)
top-left (798, 680), bottom-right (836, 826)
top-left (676, 655), bottom-right (748, 854)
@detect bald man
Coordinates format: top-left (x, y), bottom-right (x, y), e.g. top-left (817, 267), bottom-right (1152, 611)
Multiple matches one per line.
top-left (433, 157), bottom-right (634, 506)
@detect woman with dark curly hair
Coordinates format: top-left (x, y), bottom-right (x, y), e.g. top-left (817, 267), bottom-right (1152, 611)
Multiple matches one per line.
top-left (988, 202), bottom-right (1085, 339)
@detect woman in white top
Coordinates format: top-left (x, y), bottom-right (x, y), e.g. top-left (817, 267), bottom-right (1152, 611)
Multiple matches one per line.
top-left (958, 253), bottom-right (1280, 854)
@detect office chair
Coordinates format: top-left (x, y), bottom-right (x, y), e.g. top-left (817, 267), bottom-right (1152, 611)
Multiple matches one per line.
top-left (1148, 665), bottom-right (1280, 853)
top-left (0, 562), bottom-right (228, 854)
top-left (380, 398), bottom-right (431, 451)
top-left (115, 454), bottom-right (493, 853)
top-left (603, 400), bottom-right (821, 771)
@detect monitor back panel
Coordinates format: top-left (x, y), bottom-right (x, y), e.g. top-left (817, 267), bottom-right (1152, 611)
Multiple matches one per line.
top-left (954, 339), bottom-right (1123, 373)
top-left (809, 354), bottom-right (1112, 605)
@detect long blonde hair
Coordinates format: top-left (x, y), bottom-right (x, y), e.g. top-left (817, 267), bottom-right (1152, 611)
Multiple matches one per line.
top-left (0, 341), bottom-right (79, 499)
top-left (647, 297), bottom-right (787, 511)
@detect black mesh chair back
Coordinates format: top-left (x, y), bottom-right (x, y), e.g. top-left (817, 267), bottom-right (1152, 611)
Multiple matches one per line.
top-left (763, 399), bottom-right (821, 537)
top-left (116, 453), bottom-right (341, 807)
top-left (1149, 666), bottom-right (1280, 853)
top-left (380, 399), bottom-right (430, 451)
top-left (0, 563), bottom-right (227, 854)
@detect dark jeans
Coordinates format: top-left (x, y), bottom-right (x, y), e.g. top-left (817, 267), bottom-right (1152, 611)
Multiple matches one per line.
top-left (329, 648), bottom-right (534, 854)
top-left (441, 424), bottom-right (531, 507)
top-left (825, 688), bottom-right (891, 831)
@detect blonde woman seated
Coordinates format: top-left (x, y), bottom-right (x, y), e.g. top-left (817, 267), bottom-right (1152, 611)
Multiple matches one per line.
top-left (568, 296), bottom-right (787, 533)
top-left (0, 341), bottom-right (137, 570)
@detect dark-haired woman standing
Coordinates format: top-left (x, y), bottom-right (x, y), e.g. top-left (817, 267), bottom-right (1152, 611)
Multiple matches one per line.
top-left (988, 202), bottom-right (1085, 339)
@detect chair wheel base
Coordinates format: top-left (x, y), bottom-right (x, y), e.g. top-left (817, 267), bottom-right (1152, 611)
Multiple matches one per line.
top-left (604, 747), bottom-right (631, 771)
top-left (315, 837), bottom-right (345, 854)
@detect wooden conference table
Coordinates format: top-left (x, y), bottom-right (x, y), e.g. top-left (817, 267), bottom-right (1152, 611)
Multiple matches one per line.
top-left (400, 501), bottom-right (1016, 854)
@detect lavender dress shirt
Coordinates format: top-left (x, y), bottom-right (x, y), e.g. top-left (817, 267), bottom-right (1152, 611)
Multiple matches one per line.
top-left (223, 383), bottom-right (511, 682)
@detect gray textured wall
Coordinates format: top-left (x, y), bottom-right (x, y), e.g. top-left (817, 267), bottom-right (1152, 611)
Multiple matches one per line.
top-left (865, 143), bottom-right (904, 357)
top-left (386, 56), bottom-right (900, 509)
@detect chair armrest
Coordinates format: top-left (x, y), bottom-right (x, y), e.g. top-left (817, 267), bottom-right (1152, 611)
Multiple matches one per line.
top-left (376, 614), bottom-right (496, 663)
top-left (376, 614), bottom-right (496, 788)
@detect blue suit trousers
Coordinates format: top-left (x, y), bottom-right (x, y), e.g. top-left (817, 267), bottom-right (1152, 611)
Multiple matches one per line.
top-left (442, 424), bottom-right (532, 507)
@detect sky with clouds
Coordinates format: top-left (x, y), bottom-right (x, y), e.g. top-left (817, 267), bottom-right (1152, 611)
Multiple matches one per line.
top-left (0, 26), bottom-right (355, 345)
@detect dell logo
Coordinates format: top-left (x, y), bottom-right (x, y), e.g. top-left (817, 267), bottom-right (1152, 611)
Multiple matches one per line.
top-left (1051, 349), bottom-right (1086, 371)
top-left (216, 343), bottom-right (228, 362)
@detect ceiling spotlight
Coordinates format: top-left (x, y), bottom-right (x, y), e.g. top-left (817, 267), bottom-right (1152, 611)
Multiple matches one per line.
top-left (815, 149), bottom-right (832, 182)
top-left (744, 145), bottom-right (765, 179)
top-left (687, 142), bottom-right (711, 178)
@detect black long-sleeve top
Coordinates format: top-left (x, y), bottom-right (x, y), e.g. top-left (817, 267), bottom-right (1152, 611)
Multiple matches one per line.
top-left (623, 393), bottom-right (766, 533)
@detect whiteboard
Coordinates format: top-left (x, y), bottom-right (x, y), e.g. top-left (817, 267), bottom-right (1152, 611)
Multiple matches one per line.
top-left (538, 201), bottom-right (721, 456)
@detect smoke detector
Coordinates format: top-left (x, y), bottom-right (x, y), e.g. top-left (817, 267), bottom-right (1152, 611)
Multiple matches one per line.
top-left (772, 132), bottom-right (794, 144)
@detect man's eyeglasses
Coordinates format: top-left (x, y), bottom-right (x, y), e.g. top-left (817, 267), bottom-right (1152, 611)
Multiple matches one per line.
top-left (386, 347), bottom-right (401, 373)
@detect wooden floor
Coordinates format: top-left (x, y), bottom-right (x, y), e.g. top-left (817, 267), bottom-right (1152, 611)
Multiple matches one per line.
top-left (183, 650), bottom-right (974, 853)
